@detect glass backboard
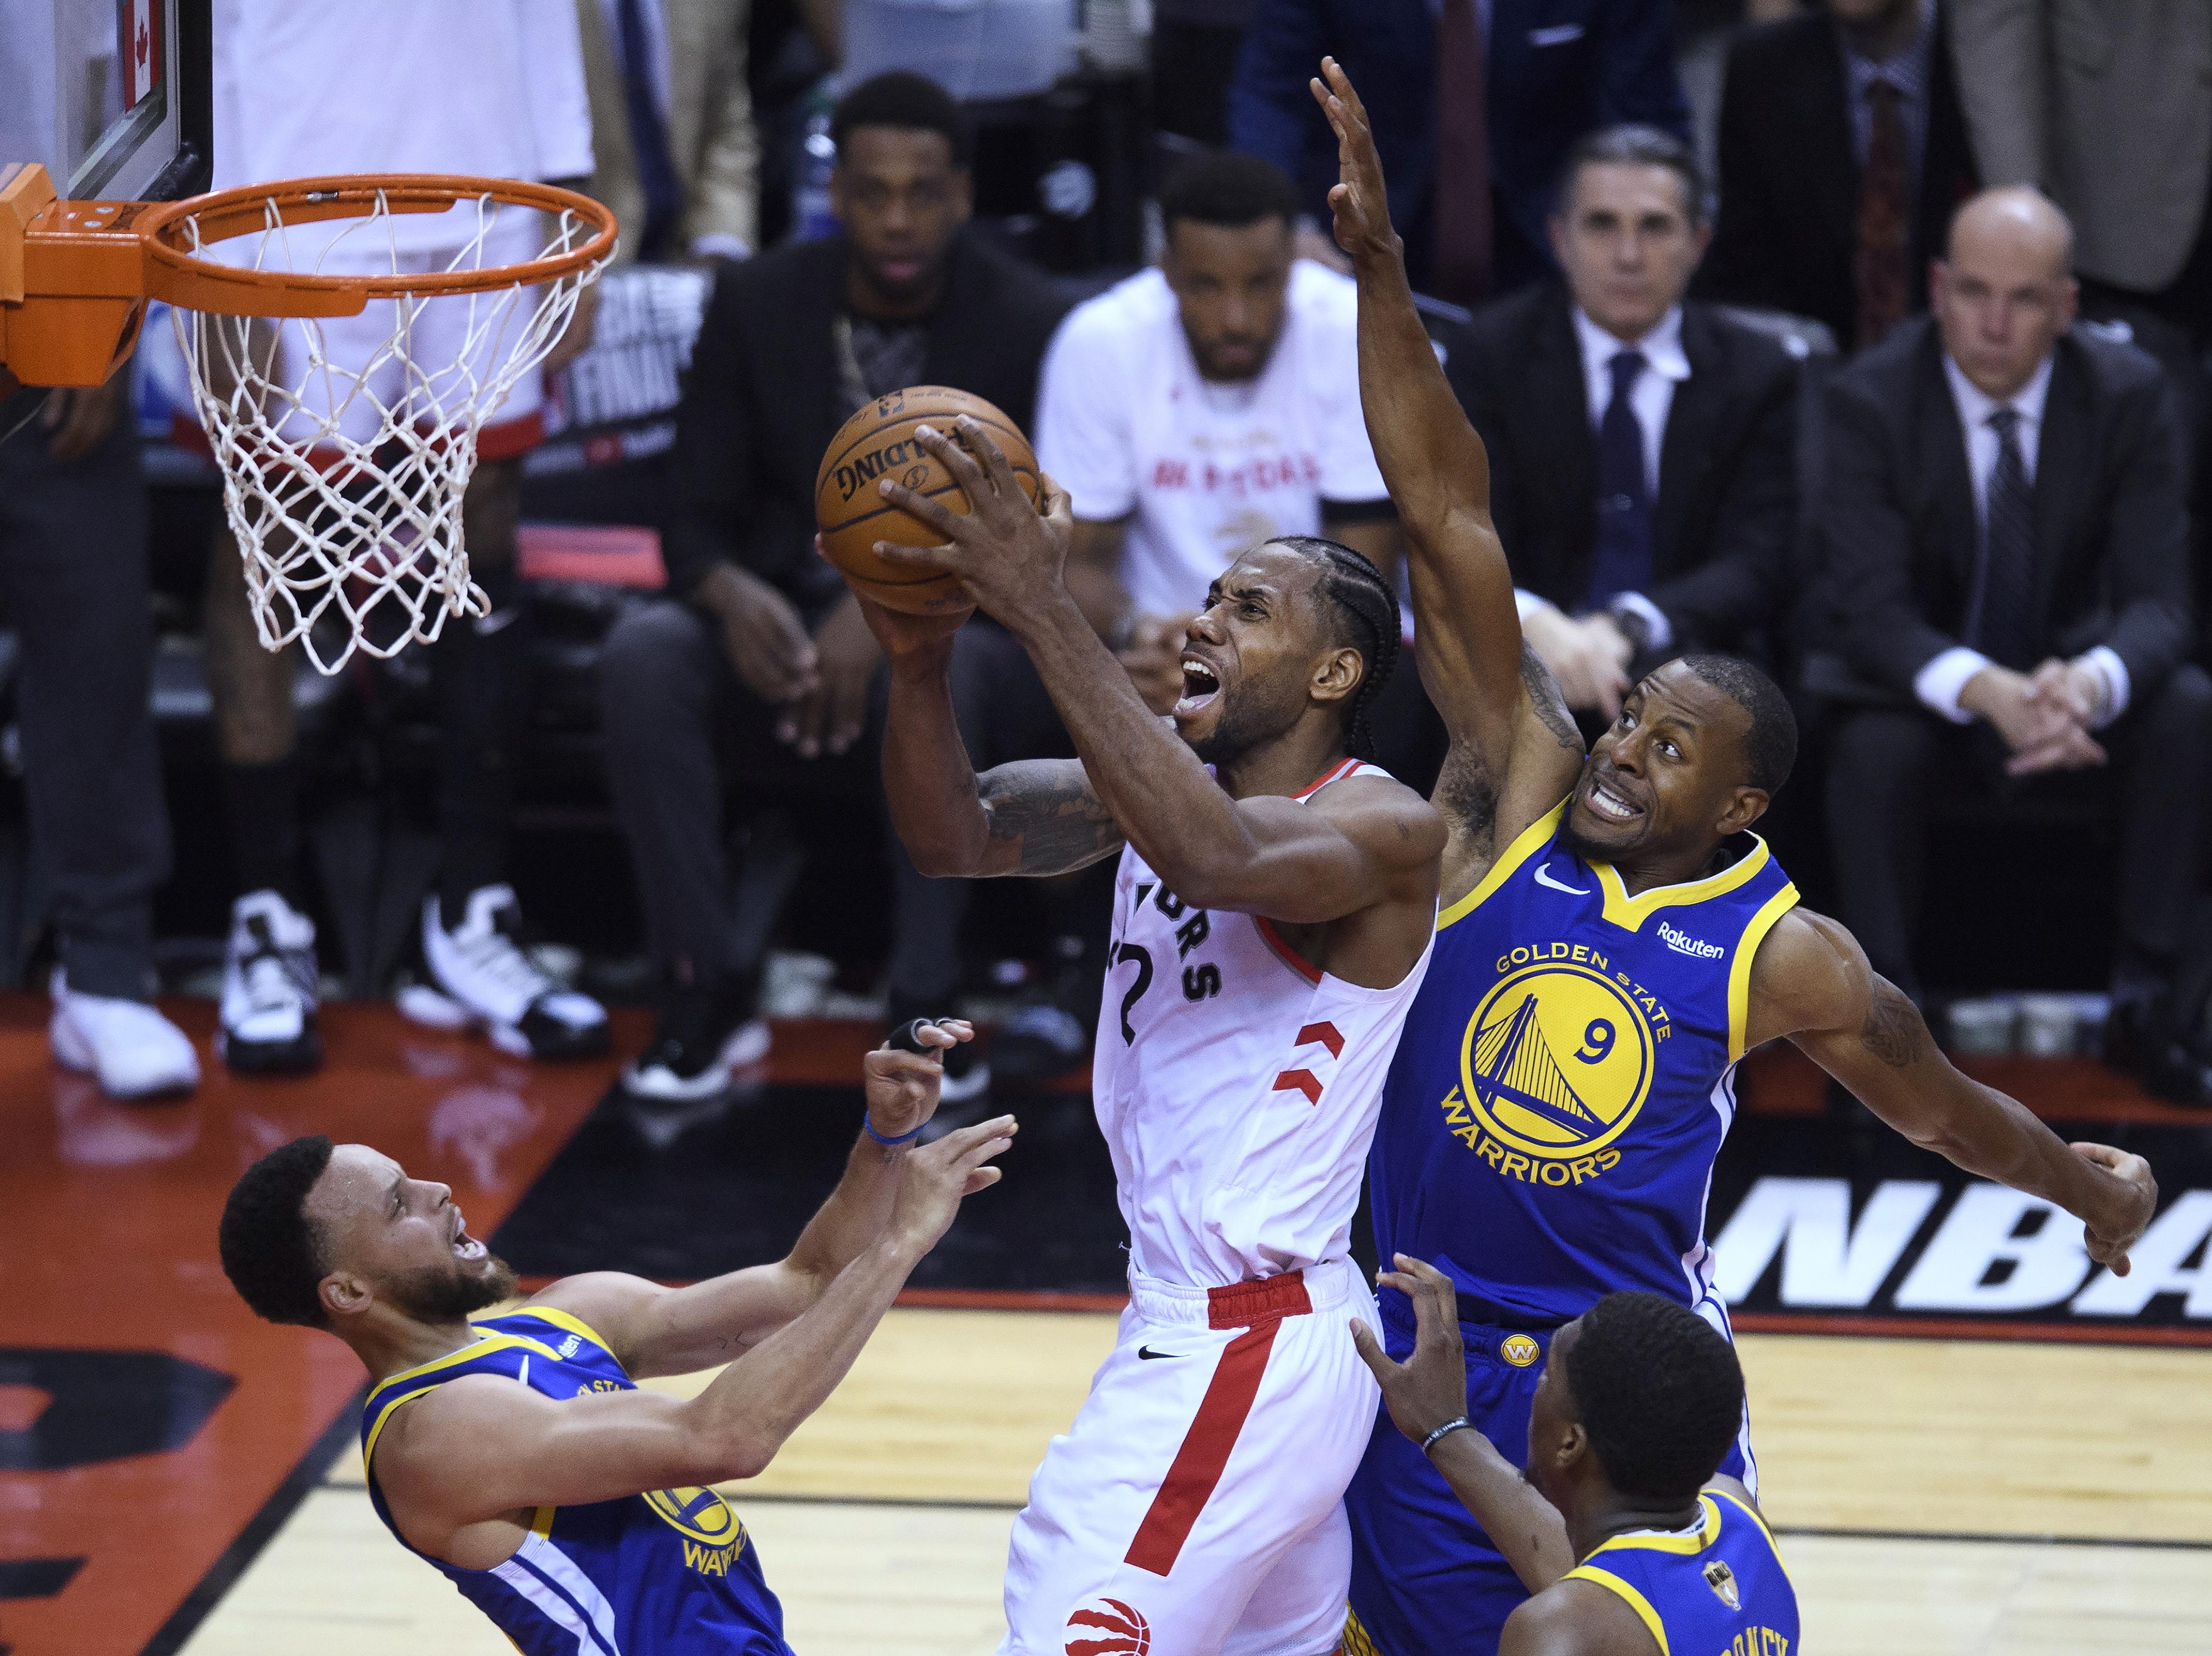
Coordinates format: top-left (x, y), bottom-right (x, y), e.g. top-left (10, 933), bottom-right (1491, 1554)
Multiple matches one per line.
top-left (0, 0), bottom-right (208, 201)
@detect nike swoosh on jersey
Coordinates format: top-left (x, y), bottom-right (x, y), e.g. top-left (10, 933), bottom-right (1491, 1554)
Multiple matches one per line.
top-left (1137, 1345), bottom-right (1184, 1360)
top-left (1533, 866), bottom-right (1590, 895)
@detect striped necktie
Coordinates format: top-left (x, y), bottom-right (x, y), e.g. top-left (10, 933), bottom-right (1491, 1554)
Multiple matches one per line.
top-left (1971, 407), bottom-right (2037, 669)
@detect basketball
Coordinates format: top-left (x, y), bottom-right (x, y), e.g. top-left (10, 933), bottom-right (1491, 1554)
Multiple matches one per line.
top-left (813, 385), bottom-right (1043, 615)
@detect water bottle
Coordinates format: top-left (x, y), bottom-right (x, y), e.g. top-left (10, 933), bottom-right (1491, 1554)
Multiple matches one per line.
top-left (792, 89), bottom-right (839, 242)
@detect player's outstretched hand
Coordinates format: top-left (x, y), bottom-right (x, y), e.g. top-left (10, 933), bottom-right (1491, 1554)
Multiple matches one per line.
top-left (2071, 1141), bottom-right (2157, 1276)
top-left (863, 1018), bottom-right (975, 1141)
top-left (1308, 56), bottom-right (1398, 265)
top-left (873, 417), bottom-right (1074, 633)
top-left (1351, 1254), bottom-right (1471, 1446)
top-left (889, 1113), bottom-right (1017, 1257)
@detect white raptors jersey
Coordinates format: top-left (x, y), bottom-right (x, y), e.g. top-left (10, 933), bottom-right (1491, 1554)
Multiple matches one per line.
top-left (1093, 759), bottom-right (1435, 1288)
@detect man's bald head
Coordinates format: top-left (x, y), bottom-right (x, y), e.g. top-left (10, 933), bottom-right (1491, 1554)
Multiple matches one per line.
top-left (1933, 186), bottom-right (2078, 400)
top-left (1946, 186), bottom-right (2074, 281)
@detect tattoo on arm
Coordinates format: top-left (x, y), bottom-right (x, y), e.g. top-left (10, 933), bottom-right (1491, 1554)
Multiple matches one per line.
top-left (981, 765), bottom-right (1125, 876)
top-left (1520, 645), bottom-right (1580, 752)
top-left (1860, 977), bottom-right (1933, 1069)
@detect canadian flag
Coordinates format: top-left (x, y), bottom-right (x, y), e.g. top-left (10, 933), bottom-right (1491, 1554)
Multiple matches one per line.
top-left (119, 0), bottom-right (159, 110)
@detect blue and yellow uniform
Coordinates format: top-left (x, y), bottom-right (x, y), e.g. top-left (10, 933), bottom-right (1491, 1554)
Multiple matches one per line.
top-left (360, 1306), bottom-right (792, 1656)
top-left (1558, 1488), bottom-right (1798, 1656)
top-left (1345, 800), bottom-right (1798, 1656)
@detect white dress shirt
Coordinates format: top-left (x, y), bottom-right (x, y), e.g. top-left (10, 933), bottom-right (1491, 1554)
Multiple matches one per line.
top-left (1514, 306), bottom-right (1691, 648)
top-left (1916, 352), bottom-right (2130, 726)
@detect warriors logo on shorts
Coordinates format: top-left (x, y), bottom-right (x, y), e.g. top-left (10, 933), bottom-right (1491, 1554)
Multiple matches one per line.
top-left (1065, 1597), bottom-right (1151, 1656)
top-left (1499, 1333), bottom-right (1541, 1368)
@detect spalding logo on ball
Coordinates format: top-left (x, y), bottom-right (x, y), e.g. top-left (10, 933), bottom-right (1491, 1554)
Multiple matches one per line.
top-left (814, 384), bottom-right (1044, 615)
top-left (1064, 1596), bottom-right (1150, 1656)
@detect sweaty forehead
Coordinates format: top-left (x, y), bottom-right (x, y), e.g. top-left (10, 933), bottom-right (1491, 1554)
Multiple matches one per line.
top-left (1217, 544), bottom-right (1321, 604)
top-left (1635, 662), bottom-right (1737, 729)
top-left (310, 1143), bottom-right (399, 1228)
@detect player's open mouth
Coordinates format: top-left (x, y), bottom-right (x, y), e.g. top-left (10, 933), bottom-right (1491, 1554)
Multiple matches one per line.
top-left (1583, 775), bottom-right (1643, 824)
top-left (1175, 657), bottom-right (1221, 717)
top-left (451, 1211), bottom-right (486, 1261)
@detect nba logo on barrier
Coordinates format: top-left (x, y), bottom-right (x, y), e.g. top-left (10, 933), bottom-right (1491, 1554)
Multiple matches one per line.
top-left (1499, 1333), bottom-right (1541, 1368)
top-left (1066, 1597), bottom-right (1151, 1656)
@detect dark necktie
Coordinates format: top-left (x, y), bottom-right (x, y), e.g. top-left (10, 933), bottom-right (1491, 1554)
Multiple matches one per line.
top-left (1585, 350), bottom-right (1654, 609)
top-left (1853, 79), bottom-right (1911, 350)
top-left (617, 0), bottom-right (685, 261)
top-left (1432, 0), bottom-right (1492, 306)
top-left (1972, 407), bottom-right (2037, 669)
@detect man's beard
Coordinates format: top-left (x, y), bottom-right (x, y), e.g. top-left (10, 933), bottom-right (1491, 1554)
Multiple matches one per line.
top-left (1187, 684), bottom-right (1298, 766)
top-left (386, 1254), bottom-right (518, 1322)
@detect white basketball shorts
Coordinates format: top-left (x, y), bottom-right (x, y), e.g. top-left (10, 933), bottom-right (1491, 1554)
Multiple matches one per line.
top-left (1001, 1255), bottom-right (1379, 1656)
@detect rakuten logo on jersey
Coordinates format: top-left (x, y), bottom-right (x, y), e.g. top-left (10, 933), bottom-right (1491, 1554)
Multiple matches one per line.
top-left (1066, 1597), bottom-right (1150, 1656)
top-left (1712, 1177), bottom-right (2212, 1320)
top-left (1657, 922), bottom-right (1724, 960)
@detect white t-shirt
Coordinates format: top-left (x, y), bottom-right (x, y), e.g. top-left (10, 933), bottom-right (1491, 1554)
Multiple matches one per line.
top-left (1037, 262), bottom-right (1389, 619)
top-left (210, 0), bottom-right (593, 253)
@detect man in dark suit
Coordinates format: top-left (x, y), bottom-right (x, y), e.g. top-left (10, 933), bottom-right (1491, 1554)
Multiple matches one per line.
top-left (1447, 126), bottom-right (1799, 720)
top-left (598, 72), bottom-right (1074, 1104)
top-left (1815, 188), bottom-right (2212, 1098)
top-left (1226, 0), bottom-right (1690, 301)
top-left (1699, 0), bottom-right (1978, 353)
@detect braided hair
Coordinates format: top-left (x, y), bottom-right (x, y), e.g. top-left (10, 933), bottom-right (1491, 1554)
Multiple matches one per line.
top-left (1269, 536), bottom-right (1402, 761)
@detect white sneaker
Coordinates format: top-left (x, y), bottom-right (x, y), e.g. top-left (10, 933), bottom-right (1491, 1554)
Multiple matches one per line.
top-left (404, 885), bottom-right (609, 1061)
top-left (218, 890), bottom-right (323, 1075)
top-left (49, 968), bottom-right (200, 1099)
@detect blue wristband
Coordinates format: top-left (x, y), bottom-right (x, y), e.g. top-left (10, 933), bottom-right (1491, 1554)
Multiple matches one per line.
top-left (863, 1115), bottom-right (926, 1148)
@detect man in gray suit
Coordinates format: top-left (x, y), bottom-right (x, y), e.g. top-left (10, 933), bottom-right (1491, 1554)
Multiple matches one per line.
top-left (1948, 0), bottom-right (2212, 342)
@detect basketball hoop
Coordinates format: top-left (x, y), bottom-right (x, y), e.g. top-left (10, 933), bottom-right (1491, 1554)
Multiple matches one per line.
top-left (153, 176), bottom-right (617, 672)
top-left (0, 166), bottom-right (618, 673)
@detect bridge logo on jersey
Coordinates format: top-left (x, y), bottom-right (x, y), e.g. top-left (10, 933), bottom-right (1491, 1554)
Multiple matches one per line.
top-left (644, 1485), bottom-right (748, 1576)
top-left (1443, 951), bottom-right (1664, 1185)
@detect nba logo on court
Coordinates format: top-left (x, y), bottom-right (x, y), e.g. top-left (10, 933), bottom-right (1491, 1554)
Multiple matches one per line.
top-left (1065, 1596), bottom-right (1151, 1655)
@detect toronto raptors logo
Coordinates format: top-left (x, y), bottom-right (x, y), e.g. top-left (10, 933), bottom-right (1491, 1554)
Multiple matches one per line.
top-left (1066, 1597), bottom-right (1151, 1655)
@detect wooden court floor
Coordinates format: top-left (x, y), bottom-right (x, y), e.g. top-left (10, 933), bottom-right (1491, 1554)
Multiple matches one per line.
top-left (6, 996), bottom-right (2207, 1656)
top-left (183, 1309), bottom-right (2212, 1656)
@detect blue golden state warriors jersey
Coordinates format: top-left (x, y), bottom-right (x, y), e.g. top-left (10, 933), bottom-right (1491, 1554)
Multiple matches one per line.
top-left (1371, 799), bottom-right (1798, 1325)
top-left (1563, 1488), bottom-right (1798, 1656)
top-left (360, 1306), bottom-right (791, 1656)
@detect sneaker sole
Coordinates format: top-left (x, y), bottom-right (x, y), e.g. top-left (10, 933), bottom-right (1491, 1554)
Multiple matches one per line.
top-left (50, 1010), bottom-right (198, 1099)
top-left (217, 1025), bottom-right (325, 1076)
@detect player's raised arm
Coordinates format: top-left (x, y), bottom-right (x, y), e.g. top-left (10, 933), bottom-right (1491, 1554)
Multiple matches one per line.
top-left (1749, 910), bottom-right (2157, 1272)
top-left (1310, 58), bottom-right (1554, 798)
top-left (1352, 1256), bottom-right (1579, 1594)
top-left (371, 1116), bottom-right (1015, 1554)
top-left (858, 589), bottom-right (1126, 880)
top-left (533, 1022), bottom-right (992, 1377)
top-left (873, 423), bottom-right (1443, 933)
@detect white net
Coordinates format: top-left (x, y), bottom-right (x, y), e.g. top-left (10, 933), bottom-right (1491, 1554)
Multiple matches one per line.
top-left (171, 189), bottom-right (607, 674)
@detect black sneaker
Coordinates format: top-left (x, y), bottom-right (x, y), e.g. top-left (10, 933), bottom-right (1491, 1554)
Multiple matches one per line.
top-left (623, 972), bottom-right (769, 1102)
top-left (990, 933), bottom-right (1098, 1085)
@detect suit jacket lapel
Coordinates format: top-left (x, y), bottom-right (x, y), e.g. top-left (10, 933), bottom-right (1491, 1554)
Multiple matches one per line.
top-left (2029, 343), bottom-right (2091, 638)
top-left (1918, 330), bottom-right (1978, 592)
top-left (1528, 289), bottom-right (1600, 599)
top-left (1801, 21), bottom-right (1860, 263)
top-left (1653, 309), bottom-right (1720, 576)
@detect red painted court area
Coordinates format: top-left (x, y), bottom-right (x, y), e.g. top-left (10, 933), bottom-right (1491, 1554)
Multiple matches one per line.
top-left (0, 999), bottom-right (634, 1656)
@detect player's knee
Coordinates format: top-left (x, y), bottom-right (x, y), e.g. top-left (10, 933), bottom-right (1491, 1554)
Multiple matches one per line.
top-left (600, 603), bottom-right (711, 723)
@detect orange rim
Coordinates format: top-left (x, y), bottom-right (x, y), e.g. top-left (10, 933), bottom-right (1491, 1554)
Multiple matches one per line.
top-left (136, 173), bottom-right (618, 315)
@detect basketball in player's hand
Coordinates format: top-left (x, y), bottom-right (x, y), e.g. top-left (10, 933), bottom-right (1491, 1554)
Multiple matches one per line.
top-left (813, 385), bottom-right (1043, 615)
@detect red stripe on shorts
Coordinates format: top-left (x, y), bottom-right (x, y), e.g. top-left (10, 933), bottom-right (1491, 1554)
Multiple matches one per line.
top-left (1123, 1271), bottom-right (1310, 1578)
